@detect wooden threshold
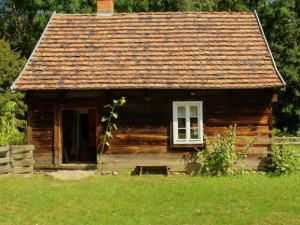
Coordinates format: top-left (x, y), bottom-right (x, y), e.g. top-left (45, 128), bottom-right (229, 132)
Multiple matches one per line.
top-left (34, 164), bottom-right (97, 170)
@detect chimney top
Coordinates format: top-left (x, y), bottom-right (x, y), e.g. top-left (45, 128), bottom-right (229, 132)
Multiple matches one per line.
top-left (97, 0), bottom-right (114, 16)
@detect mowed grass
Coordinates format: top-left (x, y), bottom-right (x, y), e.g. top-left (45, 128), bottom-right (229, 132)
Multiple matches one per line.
top-left (0, 174), bottom-right (299, 225)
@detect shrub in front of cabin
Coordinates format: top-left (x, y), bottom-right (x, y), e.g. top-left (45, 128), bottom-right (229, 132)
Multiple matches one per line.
top-left (197, 125), bottom-right (248, 176)
top-left (268, 143), bottom-right (297, 176)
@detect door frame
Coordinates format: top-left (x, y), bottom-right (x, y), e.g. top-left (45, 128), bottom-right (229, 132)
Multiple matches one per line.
top-left (54, 104), bottom-right (98, 165)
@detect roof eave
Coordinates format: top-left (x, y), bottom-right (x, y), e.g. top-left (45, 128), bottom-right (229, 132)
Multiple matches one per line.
top-left (10, 11), bottom-right (57, 93)
top-left (254, 10), bottom-right (286, 89)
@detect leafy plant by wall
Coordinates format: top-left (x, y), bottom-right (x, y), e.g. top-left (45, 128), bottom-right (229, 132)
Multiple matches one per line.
top-left (268, 143), bottom-right (297, 176)
top-left (197, 125), bottom-right (249, 176)
top-left (98, 97), bottom-right (126, 174)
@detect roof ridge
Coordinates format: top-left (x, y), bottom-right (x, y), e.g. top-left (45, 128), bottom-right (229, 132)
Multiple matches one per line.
top-left (55, 11), bottom-right (254, 16)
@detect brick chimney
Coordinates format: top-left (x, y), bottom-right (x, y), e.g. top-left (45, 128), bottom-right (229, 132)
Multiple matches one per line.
top-left (97, 0), bottom-right (114, 16)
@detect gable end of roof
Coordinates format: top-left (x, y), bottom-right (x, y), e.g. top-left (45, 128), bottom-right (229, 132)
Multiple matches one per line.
top-left (10, 11), bottom-right (57, 93)
top-left (254, 10), bottom-right (286, 87)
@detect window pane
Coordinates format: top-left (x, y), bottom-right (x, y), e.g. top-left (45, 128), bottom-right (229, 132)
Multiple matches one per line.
top-left (190, 118), bottom-right (198, 139)
top-left (190, 118), bottom-right (198, 127)
top-left (190, 106), bottom-right (198, 117)
top-left (178, 118), bottom-right (186, 128)
top-left (178, 129), bottom-right (186, 139)
top-left (178, 106), bottom-right (185, 117)
top-left (190, 128), bottom-right (198, 139)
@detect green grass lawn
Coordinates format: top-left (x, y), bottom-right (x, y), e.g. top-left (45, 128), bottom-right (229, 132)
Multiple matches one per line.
top-left (292, 145), bottom-right (300, 168)
top-left (0, 174), bottom-right (299, 225)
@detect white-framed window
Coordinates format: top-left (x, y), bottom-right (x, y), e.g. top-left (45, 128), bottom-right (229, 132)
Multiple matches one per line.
top-left (172, 101), bottom-right (203, 144)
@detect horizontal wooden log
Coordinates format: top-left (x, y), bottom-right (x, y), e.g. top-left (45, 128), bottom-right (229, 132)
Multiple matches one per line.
top-left (106, 146), bottom-right (168, 154)
top-left (205, 103), bottom-right (271, 114)
top-left (98, 153), bottom-right (267, 172)
top-left (31, 120), bottom-right (54, 129)
top-left (99, 153), bottom-right (198, 165)
top-left (12, 145), bottom-right (34, 154)
top-left (205, 136), bottom-right (271, 145)
top-left (114, 134), bottom-right (168, 141)
top-left (13, 152), bottom-right (33, 160)
top-left (0, 157), bottom-right (11, 165)
top-left (32, 137), bottom-right (53, 142)
top-left (205, 126), bottom-right (271, 136)
top-left (0, 146), bottom-right (9, 153)
top-left (0, 164), bottom-right (11, 174)
top-left (13, 165), bottom-right (33, 174)
top-left (114, 127), bottom-right (168, 135)
top-left (12, 159), bottom-right (35, 167)
top-left (236, 146), bottom-right (270, 155)
top-left (32, 143), bottom-right (53, 150)
top-left (31, 111), bottom-right (54, 120)
top-left (205, 114), bottom-right (269, 126)
top-left (34, 164), bottom-right (96, 170)
top-left (32, 129), bottom-right (54, 137)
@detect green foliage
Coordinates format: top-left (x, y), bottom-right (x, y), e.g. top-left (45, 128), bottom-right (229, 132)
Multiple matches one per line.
top-left (258, 0), bottom-right (300, 134)
top-left (121, 169), bottom-right (132, 176)
top-left (0, 102), bottom-right (26, 147)
top-left (0, 0), bottom-right (96, 57)
top-left (197, 125), bottom-right (248, 176)
top-left (268, 143), bottom-right (297, 176)
top-left (0, 38), bottom-right (26, 142)
top-left (98, 97), bottom-right (126, 173)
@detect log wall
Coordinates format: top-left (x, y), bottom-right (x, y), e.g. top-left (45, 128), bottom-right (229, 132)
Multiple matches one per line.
top-left (26, 89), bottom-right (274, 171)
top-left (0, 145), bottom-right (35, 178)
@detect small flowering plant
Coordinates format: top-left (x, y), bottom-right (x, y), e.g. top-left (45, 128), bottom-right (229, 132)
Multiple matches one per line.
top-left (197, 125), bottom-right (249, 176)
top-left (191, 123), bottom-right (198, 138)
top-left (98, 97), bottom-right (126, 174)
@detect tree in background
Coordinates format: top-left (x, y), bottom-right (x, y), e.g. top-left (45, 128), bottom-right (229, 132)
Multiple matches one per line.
top-left (0, 0), bottom-right (299, 134)
top-left (0, 0), bottom-right (96, 58)
top-left (258, 0), bottom-right (300, 134)
top-left (0, 38), bottom-right (27, 145)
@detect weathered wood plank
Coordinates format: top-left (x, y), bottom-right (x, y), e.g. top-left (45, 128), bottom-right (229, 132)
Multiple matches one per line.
top-left (205, 114), bottom-right (269, 126)
top-left (114, 134), bottom-right (168, 140)
top-left (0, 157), bottom-right (11, 164)
top-left (12, 159), bottom-right (35, 167)
top-left (34, 164), bottom-right (96, 170)
top-left (106, 146), bottom-right (168, 154)
top-left (11, 145), bottom-right (34, 154)
top-left (205, 126), bottom-right (271, 136)
top-left (13, 165), bottom-right (33, 174)
top-left (0, 146), bottom-right (9, 153)
top-left (13, 152), bottom-right (33, 160)
top-left (32, 128), bottom-right (54, 136)
top-left (0, 164), bottom-right (11, 174)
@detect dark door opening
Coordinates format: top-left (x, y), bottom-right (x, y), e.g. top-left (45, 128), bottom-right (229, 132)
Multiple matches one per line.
top-left (62, 108), bottom-right (96, 163)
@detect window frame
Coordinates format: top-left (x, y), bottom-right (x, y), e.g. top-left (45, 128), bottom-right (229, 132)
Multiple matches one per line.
top-left (172, 101), bottom-right (203, 145)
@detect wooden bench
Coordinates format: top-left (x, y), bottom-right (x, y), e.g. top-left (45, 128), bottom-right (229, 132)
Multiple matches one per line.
top-left (136, 165), bottom-right (170, 176)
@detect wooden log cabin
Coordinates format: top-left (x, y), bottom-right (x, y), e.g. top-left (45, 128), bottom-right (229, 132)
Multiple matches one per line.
top-left (11, 0), bottom-right (285, 173)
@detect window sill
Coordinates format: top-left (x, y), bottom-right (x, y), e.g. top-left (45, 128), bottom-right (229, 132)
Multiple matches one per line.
top-left (171, 143), bottom-right (205, 149)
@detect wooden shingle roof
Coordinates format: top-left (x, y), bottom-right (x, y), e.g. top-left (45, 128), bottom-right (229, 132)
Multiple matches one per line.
top-left (12, 11), bottom-right (285, 91)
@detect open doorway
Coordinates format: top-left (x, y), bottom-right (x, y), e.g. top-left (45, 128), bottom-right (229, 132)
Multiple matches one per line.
top-left (62, 108), bottom-right (96, 163)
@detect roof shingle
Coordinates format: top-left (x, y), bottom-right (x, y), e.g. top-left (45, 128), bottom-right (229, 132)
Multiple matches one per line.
top-left (13, 11), bottom-right (284, 90)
